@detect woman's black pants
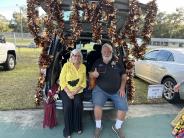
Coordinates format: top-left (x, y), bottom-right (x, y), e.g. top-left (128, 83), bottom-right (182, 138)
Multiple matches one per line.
top-left (60, 91), bottom-right (83, 137)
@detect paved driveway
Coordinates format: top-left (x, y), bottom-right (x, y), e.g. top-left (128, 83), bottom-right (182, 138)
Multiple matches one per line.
top-left (0, 103), bottom-right (182, 138)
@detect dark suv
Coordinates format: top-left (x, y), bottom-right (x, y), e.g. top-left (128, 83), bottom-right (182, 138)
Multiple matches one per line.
top-left (39, 0), bottom-right (130, 110)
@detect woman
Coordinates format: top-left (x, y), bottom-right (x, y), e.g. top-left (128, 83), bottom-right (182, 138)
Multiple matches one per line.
top-left (59, 49), bottom-right (86, 138)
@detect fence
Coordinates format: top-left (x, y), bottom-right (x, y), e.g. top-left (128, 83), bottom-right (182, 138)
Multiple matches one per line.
top-left (0, 32), bottom-right (33, 46)
top-left (1, 32), bottom-right (33, 39)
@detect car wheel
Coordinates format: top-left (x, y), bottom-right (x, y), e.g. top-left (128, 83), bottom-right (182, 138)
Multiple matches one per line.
top-left (162, 77), bottom-right (179, 103)
top-left (4, 54), bottom-right (16, 70)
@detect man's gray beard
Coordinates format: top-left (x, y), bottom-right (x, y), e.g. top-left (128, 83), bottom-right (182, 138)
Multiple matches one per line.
top-left (102, 54), bottom-right (112, 63)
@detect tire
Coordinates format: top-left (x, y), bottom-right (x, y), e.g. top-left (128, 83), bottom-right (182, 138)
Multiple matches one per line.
top-left (162, 77), bottom-right (179, 103)
top-left (4, 54), bottom-right (16, 70)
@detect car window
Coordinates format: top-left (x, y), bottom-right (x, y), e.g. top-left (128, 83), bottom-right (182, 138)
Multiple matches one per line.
top-left (167, 54), bottom-right (174, 61)
top-left (156, 50), bottom-right (173, 61)
top-left (144, 50), bottom-right (159, 60)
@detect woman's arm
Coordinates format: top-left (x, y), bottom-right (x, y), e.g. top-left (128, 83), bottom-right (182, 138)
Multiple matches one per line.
top-left (174, 80), bottom-right (184, 92)
top-left (64, 86), bottom-right (74, 99)
top-left (59, 63), bottom-right (68, 90)
top-left (59, 63), bottom-right (74, 99)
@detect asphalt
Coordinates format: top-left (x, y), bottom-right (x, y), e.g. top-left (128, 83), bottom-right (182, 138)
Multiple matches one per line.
top-left (0, 103), bottom-right (183, 138)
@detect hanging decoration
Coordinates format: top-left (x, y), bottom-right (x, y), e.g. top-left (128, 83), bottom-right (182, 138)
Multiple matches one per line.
top-left (117, 0), bottom-right (157, 102)
top-left (27, 0), bottom-right (55, 105)
top-left (69, 0), bottom-right (83, 47)
top-left (90, 1), bottom-right (103, 43)
top-left (27, 0), bottom-right (43, 105)
top-left (120, 0), bottom-right (141, 102)
top-left (49, 0), bottom-right (65, 40)
top-left (105, 0), bottom-right (118, 45)
top-left (137, 0), bottom-right (157, 58)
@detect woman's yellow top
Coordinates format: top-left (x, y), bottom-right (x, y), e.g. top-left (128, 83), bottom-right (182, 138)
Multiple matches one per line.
top-left (59, 62), bottom-right (86, 93)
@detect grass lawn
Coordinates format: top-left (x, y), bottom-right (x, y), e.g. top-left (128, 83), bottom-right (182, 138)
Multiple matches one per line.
top-left (133, 78), bottom-right (166, 104)
top-left (6, 38), bottom-right (33, 46)
top-left (0, 48), bottom-right (41, 110)
top-left (0, 48), bottom-right (166, 110)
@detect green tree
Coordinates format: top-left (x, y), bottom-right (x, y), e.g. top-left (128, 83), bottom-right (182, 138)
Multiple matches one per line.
top-left (166, 8), bottom-right (184, 38)
top-left (9, 6), bottom-right (29, 33)
top-left (0, 14), bottom-right (11, 32)
top-left (153, 8), bottom-right (184, 38)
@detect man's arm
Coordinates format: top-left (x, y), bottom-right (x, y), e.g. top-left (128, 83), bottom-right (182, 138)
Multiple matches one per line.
top-left (119, 73), bottom-right (127, 97)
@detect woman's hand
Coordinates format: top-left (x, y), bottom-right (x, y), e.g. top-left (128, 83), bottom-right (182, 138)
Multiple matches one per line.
top-left (67, 92), bottom-right (74, 99)
top-left (64, 87), bottom-right (74, 99)
top-left (174, 83), bottom-right (180, 92)
top-left (72, 86), bottom-right (82, 96)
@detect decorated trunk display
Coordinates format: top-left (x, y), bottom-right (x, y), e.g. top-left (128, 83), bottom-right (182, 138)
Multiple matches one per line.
top-left (27, 0), bottom-right (157, 128)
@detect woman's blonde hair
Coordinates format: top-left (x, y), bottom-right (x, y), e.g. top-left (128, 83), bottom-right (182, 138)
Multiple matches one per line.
top-left (69, 49), bottom-right (83, 63)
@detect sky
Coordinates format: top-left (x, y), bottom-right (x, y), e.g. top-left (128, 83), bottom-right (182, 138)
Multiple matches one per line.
top-left (0, 0), bottom-right (184, 20)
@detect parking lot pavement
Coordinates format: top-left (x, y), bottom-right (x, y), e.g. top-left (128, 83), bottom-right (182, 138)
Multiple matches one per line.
top-left (0, 103), bottom-right (183, 138)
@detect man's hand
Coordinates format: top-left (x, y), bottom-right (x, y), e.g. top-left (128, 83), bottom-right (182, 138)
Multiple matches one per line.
top-left (92, 68), bottom-right (99, 78)
top-left (119, 88), bottom-right (126, 97)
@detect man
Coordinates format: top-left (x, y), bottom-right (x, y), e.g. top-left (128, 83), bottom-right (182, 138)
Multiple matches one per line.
top-left (90, 43), bottom-right (128, 138)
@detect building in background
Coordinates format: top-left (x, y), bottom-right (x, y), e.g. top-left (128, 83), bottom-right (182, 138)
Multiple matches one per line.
top-left (150, 38), bottom-right (184, 47)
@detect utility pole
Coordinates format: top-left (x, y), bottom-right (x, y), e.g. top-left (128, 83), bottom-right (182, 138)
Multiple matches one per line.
top-left (16, 4), bottom-right (23, 40)
top-left (20, 6), bottom-right (23, 40)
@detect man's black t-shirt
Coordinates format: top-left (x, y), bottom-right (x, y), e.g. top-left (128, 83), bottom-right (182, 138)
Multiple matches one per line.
top-left (92, 58), bottom-right (126, 94)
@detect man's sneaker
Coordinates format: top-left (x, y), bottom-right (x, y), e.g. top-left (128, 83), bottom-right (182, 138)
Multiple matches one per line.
top-left (112, 125), bottom-right (125, 138)
top-left (94, 127), bottom-right (102, 138)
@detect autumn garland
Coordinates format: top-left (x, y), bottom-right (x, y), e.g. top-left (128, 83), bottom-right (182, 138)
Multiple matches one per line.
top-left (138, 0), bottom-right (157, 58)
top-left (119, 0), bottom-right (157, 102)
top-left (129, 0), bottom-right (157, 59)
top-left (27, 0), bottom-right (56, 105)
top-left (106, 1), bottom-right (117, 45)
top-left (27, 0), bottom-right (83, 105)
top-left (68, 0), bottom-right (83, 47)
top-left (90, 1), bottom-right (103, 43)
top-left (120, 0), bottom-right (141, 102)
top-left (27, 0), bottom-right (44, 105)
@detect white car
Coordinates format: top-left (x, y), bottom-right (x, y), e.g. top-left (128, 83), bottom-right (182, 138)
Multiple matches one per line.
top-left (0, 35), bottom-right (16, 70)
top-left (135, 48), bottom-right (184, 103)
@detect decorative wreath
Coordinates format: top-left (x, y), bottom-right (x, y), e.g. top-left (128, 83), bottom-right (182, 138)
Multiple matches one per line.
top-left (27, 0), bottom-right (157, 105)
